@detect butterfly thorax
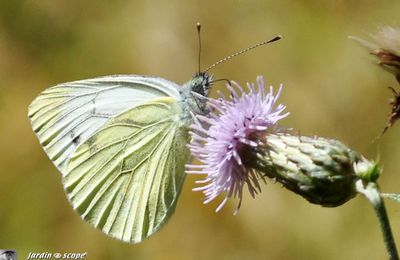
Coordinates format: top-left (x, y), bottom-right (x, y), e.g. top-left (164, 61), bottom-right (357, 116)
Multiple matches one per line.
top-left (179, 72), bottom-right (212, 122)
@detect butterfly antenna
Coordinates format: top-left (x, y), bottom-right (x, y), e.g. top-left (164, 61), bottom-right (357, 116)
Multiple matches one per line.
top-left (204, 35), bottom-right (282, 72)
top-left (197, 22), bottom-right (202, 73)
top-left (210, 78), bottom-right (231, 85)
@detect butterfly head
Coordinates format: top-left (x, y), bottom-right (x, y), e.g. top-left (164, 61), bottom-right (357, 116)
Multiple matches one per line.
top-left (190, 71), bottom-right (212, 97)
top-left (179, 72), bottom-right (212, 118)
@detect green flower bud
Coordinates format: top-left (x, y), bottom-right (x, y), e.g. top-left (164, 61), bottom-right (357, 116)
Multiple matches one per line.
top-left (244, 134), bottom-right (381, 207)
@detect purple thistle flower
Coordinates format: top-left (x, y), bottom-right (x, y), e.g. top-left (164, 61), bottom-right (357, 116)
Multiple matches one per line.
top-left (186, 76), bottom-right (289, 214)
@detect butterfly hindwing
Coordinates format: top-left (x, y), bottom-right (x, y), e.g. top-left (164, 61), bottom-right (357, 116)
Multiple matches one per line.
top-left (63, 97), bottom-right (190, 243)
top-left (28, 75), bottom-right (181, 174)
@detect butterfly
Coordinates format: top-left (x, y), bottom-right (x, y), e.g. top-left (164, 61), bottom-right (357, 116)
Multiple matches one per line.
top-left (28, 25), bottom-right (281, 243)
top-left (28, 72), bottom-right (211, 243)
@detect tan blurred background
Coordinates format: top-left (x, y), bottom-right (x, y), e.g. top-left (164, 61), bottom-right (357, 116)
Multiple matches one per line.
top-left (1, 0), bottom-right (400, 259)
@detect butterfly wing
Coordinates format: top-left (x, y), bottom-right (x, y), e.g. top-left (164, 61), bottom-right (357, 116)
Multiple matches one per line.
top-left (63, 97), bottom-right (190, 243)
top-left (28, 75), bottom-right (181, 174)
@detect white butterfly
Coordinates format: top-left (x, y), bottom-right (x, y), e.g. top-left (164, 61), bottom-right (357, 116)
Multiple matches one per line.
top-left (28, 72), bottom-right (211, 243)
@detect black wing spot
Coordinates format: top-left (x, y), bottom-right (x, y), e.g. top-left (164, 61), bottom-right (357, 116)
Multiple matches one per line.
top-left (72, 135), bottom-right (81, 144)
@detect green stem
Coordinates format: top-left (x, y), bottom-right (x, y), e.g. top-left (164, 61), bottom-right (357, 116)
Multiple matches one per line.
top-left (356, 180), bottom-right (399, 260)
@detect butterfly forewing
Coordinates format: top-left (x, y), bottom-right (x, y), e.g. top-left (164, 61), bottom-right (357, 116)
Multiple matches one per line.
top-left (63, 97), bottom-right (190, 243)
top-left (28, 75), bottom-right (181, 174)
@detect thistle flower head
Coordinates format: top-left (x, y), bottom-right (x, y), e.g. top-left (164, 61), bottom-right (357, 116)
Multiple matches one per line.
top-left (186, 76), bottom-right (289, 213)
top-left (370, 26), bottom-right (400, 57)
top-left (350, 25), bottom-right (400, 82)
top-left (350, 25), bottom-right (400, 57)
top-left (186, 77), bottom-right (382, 213)
top-left (350, 26), bottom-right (400, 135)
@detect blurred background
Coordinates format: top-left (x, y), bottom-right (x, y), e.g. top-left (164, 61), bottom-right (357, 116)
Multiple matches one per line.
top-left (1, 0), bottom-right (400, 259)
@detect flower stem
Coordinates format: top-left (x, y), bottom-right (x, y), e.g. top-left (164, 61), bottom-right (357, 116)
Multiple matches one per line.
top-left (356, 180), bottom-right (399, 260)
